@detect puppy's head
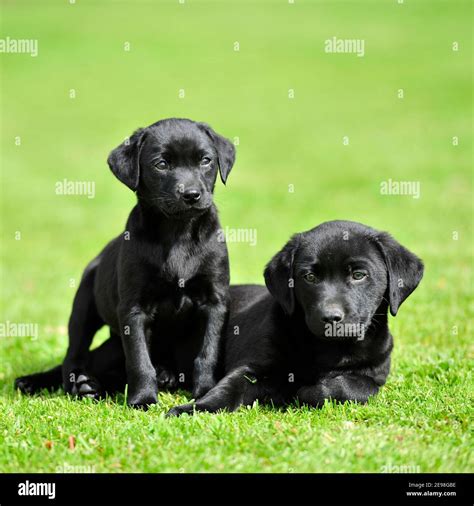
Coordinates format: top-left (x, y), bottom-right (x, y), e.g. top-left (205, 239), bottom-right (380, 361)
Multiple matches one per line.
top-left (264, 221), bottom-right (424, 341)
top-left (107, 118), bottom-right (236, 216)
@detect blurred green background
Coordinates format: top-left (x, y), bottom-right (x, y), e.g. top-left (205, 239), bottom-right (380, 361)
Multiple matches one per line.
top-left (0, 0), bottom-right (472, 473)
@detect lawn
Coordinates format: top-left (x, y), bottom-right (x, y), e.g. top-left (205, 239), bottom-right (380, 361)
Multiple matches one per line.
top-left (0, 0), bottom-right (472, 473)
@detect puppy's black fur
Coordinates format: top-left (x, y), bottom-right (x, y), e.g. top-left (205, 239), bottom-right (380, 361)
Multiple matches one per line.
top-left (168, 220), bottom-right (424, 416)
top-left (15, 118), bottom-right (236, 408)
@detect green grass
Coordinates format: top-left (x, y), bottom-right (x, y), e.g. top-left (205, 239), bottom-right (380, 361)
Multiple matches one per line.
top-left (0, 0), bottom-right (472, 473)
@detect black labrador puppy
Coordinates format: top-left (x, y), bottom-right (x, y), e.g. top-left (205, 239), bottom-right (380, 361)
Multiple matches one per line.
top-left (15, 118), bottom-right (236, 408)
top-left (168, 220), bottom-right (424, 416)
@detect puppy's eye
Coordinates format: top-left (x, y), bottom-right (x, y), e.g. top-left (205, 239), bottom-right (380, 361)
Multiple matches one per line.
top-left (201, 157), bottom-right (211, 165)
top-left (352, 271), bottom-right (367, 281)
top-left (303, 272), bottom-right (317, 283)
top-left (155, 160), bottom-right (168, 170)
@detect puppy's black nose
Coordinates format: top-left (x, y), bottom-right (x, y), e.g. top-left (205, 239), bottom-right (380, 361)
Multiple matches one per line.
top-left (321, 307), bottom-right (344, 323)
top-left (182, 189), bottom-right (201, 204)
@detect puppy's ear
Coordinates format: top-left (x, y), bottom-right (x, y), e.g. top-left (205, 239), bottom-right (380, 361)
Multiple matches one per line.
top-left (376, 232), bottom-right (424, 316)
top-left (107, 128), bottom-right (146, 191)
top-left (264, 234), bottom-right (300, 314)
top-left (198, 123), bottom-right (236, 184)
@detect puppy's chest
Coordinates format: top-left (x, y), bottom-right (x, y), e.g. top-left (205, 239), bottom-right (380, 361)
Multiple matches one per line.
top-left (153, 242), bottom-right (203, 280)
top-left (140, 244), bottom-right (215, 313)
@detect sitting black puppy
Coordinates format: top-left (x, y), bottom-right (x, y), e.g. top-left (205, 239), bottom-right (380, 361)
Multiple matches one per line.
top-left (15, 118), bottom-right (236, 408)
top-left (168, 220), bottom-right (424, 416)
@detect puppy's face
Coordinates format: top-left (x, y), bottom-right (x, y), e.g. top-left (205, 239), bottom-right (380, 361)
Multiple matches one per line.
top-left (265, 221), bottom-right (424, 341)
top-left (293, 231), bottom-right (387, 340)
top-left (107, 118), bottom-right (236, 217)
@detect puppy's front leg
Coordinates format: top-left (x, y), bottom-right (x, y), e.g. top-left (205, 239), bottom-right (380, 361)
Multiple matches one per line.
top-left (192, 302), bottom-right (227, 399)
top-left (297, 374), bottom-right (381, 407)
top-left (168, 366), bottom-right (259, 417)
top-left (119, 306), bottom-right (157, 408)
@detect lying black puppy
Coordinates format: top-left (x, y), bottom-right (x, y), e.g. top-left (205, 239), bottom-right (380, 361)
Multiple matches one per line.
top-left (15, 118), bottom-right (236, 408)
top-left (168, 220), bottom-right (424, 416)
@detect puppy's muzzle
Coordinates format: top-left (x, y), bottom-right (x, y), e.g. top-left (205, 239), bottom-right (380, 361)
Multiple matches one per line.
top-left (320, 305), bottom-right (345, 324)
top-left (182, 189), bottom-right (201, 205)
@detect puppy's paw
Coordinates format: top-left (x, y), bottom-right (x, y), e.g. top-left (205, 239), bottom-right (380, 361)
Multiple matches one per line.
top-left (166, 403), bottom-right (195, 417)
top-left (127, 390), bottom-right (157, 410)
top-left (70, 374), bottom-right (102, 400)
top-left (156, 366), bottom-right (177, 391)
top-left (192, 378), bottom-right (216, 400)
top-left (15, 375), bottom-right (40, 395)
